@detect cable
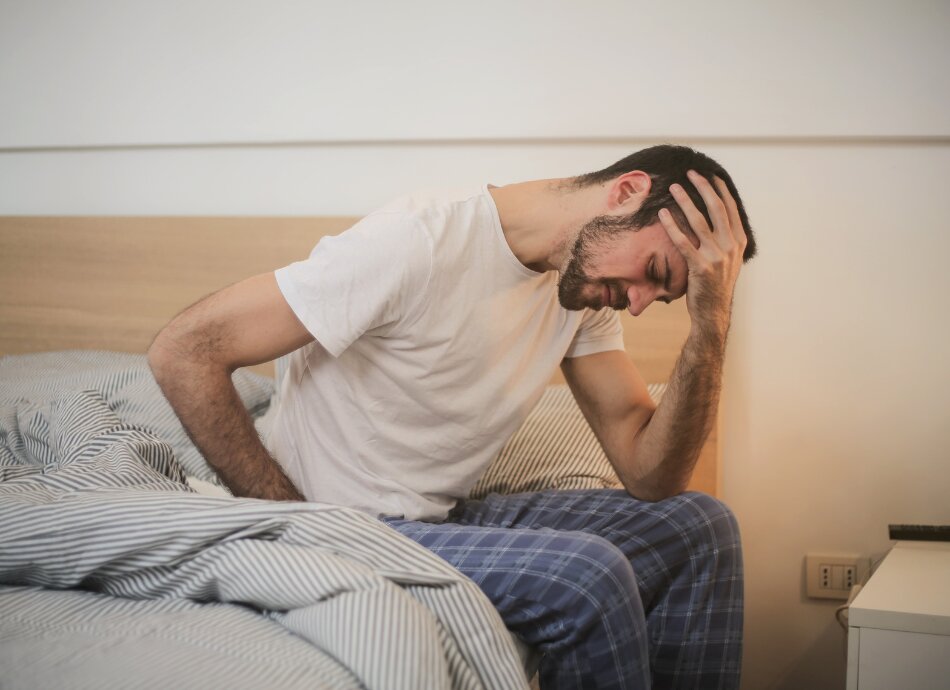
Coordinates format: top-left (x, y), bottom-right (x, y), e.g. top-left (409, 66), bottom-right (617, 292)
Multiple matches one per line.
top-left (836, 583), bottom-right (864, 630)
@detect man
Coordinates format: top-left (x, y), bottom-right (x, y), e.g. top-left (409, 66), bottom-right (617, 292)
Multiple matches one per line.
top-left (149, 144), bottom-right (756, 689)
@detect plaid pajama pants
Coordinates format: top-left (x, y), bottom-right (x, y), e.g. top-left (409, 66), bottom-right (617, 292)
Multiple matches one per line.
top-left (385, 489), bottom-right (743, 690)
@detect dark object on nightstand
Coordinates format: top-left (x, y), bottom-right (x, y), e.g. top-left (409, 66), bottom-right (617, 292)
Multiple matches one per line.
top-left (888, 524), bottom-right (950, 542)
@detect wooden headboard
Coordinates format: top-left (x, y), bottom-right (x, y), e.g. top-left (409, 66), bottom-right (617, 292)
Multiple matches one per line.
top-left (0, 216), bottom-right (718, 494)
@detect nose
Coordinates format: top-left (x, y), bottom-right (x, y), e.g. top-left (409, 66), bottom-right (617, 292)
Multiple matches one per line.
top-left (626, 285), bottom-right (656, 317)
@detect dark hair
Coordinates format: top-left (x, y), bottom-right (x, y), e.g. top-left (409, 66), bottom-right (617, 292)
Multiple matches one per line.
top-left (574, 144), bottom-right (757, 262)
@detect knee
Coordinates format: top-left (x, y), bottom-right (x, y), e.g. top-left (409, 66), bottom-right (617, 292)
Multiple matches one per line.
top-left (651, 493), bottom-right (743, 583)
top-left (556, 533), bottom-right (640, 613)
top-left (674, 492), bottom-right (741, 550)
top-left (509, 533), bottom-right (645, 654)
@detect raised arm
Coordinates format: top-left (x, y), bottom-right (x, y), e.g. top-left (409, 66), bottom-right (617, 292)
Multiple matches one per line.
top-left (563, 172), bottom-right (746, 501)
top-left (148, 272), bottom-right (314, 500)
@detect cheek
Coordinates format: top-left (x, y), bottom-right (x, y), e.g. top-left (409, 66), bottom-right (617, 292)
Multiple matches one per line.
top-left (585, 241), bottom-right (641, 278)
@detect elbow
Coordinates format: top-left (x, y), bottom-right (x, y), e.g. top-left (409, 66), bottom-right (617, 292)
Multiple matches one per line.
top-left (148, 315), bottom-right (202, 384)
top-left (147, 325), bottom-right (180, 387)
top-left (618, 442), bottom-right (693, 502)
top-left (148, 317), bottom-right (232, 386)
top-left (626, 485), bottom-right (686, 503)
top-left (625, 485), bottom-right (681, 503)
top-left (622, 472), bottom-right (689, 503)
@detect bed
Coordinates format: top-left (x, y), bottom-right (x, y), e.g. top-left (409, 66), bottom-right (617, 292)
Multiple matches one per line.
top-left (0, 216), bottom-right (720, 688)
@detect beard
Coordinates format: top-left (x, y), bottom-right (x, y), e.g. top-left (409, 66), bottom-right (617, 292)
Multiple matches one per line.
top-left (558, 215), bottom-right (634, 311)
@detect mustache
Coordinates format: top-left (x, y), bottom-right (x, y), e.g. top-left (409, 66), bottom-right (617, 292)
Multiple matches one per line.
top-left (558, 258), bottom-right (630, 312)
top-left (606, 281), bottom-right (630, 311)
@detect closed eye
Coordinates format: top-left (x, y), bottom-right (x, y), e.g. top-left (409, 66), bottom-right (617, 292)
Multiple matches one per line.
top-left (649, 256), bottom-right (672, 290)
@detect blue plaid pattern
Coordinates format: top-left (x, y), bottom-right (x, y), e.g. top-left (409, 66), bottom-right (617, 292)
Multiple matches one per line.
top-left (385, 490), bottom-right (743, 690)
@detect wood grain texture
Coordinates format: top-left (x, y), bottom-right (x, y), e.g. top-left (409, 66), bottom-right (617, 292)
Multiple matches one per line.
top-left (0, 216), bottom-right (718, 495)
top-left (0, 217), bottom-right (348, 361)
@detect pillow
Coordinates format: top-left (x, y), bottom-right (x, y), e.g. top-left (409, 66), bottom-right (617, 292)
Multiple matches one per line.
top-left (469, 383), bottom-right (666, 499)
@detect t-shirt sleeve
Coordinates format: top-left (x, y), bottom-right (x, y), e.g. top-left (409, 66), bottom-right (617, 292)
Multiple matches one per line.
top-left (274, 212), bottom-right (433, 357)
top-left (564, 307), bottom-right (625, 358)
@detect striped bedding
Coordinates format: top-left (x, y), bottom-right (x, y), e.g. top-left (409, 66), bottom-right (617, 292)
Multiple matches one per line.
top-left (470, 383), bottom-right (664, 499)
top-left (0, 352), bottom-right (528, 690)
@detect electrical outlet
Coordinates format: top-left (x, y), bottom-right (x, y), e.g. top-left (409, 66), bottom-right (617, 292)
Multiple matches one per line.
top-left (805, 553), bottom-right (869, 599)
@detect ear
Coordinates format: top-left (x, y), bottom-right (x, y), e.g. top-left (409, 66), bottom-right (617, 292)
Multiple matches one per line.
top-left (606, 171), bottom-right (652, 211)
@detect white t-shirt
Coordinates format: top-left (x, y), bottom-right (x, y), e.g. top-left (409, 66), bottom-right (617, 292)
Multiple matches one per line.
top-left (266, 185), bottom-right (623, 520)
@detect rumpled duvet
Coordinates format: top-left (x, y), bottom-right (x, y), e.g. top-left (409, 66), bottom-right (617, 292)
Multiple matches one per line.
top-left (0, 352), bottom-right (528, 690)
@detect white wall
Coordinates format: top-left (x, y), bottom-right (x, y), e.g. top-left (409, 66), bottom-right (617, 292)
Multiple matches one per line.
top-left (720, 143), bottom-right (950, 689)
top-left (3, 2), bottom-right (949, 688)
top-left (2, 0), bottom-right (948, 149)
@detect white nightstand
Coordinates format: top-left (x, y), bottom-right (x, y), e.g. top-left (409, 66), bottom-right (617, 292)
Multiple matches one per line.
top-left (846, 541), bottom-right (950, 690)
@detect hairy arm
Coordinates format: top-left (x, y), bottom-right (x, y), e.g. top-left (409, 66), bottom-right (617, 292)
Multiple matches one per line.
top-left (148, 272), bottom-right (314, 500)
top-left (563, 172), bottom-right (745, 501)
top-left (620, 322), bottom-right (728, 500)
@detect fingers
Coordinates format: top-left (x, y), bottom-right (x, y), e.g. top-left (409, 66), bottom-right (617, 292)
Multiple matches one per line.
top-left (658, 207), bottom-right (700, 264)
top-left (664, 170), bottom-right (748, 267)
top-left (669, 181), bottom-right (712, 241)
top-left (712, 176), bottom-right (747, 248)
top-left (670, 171), bottom-right (745, 254)
top-left (684, 170), bottom-right (730, 241)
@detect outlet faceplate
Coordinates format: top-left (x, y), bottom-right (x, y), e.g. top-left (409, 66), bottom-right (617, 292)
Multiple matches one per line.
top-left (805, 553), bottom-right (869, 599)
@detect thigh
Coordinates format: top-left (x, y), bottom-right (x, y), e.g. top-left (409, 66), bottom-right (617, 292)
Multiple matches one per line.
top-left (455, 489), bottom-right (737, 547)
top-left (384, 517), bottom-right (643, 637)
top-left (386, 518), bottom-right (652, 688)
top-left (453, 490), bottom-right (741, 600)
top-left (386, 517), bottom-right (621, 595)
top-left (454, 489), bottom-right (715, 533)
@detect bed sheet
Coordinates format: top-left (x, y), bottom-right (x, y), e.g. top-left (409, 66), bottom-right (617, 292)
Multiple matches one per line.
top-left (0, 352), bottom-right (528, 690)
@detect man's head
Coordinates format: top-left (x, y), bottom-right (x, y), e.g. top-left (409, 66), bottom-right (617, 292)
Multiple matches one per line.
top-left (558, 144), bottom-right (756, 314)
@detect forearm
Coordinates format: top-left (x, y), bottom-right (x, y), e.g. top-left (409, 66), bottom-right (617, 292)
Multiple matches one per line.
top-left (149, 350), bottom-right (305, 501)
top-left (623, 323), bottom-right (727, 500)
top-left (615, 170), bottom-right (748, 501)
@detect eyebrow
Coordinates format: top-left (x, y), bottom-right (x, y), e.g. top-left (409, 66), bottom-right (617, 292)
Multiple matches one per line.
top-left (664, 256), bottom-right (672, 293)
